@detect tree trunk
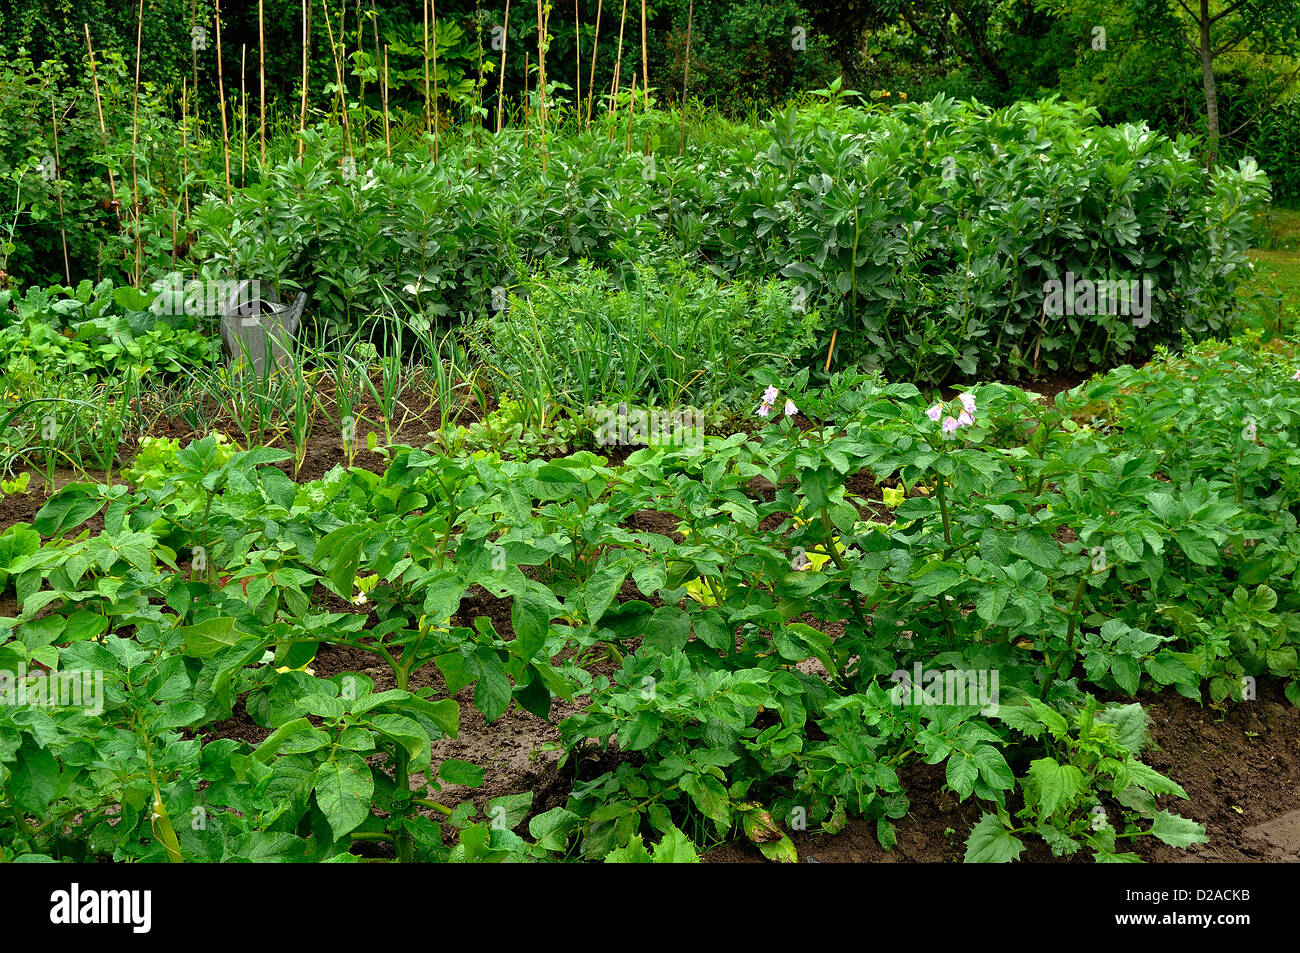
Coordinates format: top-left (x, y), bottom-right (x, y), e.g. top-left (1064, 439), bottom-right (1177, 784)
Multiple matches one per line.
top-left (1199, 0), bottom-right (1220, 167)
top-left (950, 1), bottom-right (1010, 92)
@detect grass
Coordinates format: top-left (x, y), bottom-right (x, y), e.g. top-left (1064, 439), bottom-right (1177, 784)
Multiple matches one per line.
top-left (1255, 206), bottom-right (1300, 252)
top-left (1243, 207), bottom-right (1300, 335)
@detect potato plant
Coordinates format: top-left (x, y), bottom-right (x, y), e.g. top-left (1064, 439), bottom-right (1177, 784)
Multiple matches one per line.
top-left (3, 329), bottom-right (1296, 862)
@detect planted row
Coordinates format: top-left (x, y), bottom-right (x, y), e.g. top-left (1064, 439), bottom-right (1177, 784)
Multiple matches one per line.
top-left (1, 333), bottom-right (1296, 861)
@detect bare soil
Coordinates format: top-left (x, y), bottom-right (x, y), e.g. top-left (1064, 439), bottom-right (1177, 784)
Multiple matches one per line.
top-left (703, 678), bottom-right (1300, 863)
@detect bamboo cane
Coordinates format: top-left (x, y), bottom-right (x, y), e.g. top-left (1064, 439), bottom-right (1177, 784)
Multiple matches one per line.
top-left (181, 79), bottom-right (191, 217)
top-left (536, 0), bottom-right (548, 169)
top-left (83, 26), bottom-right (117, 209)
top-left (472, 0), bottom-right (486, 149)
top-left (639, 0), bottom-right (647, 111)
top-left (132, 0), bottom-right (146, 279)
top-left (496, 0), bottom-right (510, 133)
top-left (371, 0), bottom-right (382, 148)
top-left (625, 71), bottom-right (636, 153)
top-left (824, 329), bottom-right (838, 373)
top-left (322, 0), bottom-right (352, 157)
top-left (431, 0), bottom-right (440, 161)
top-left (355, 0), bottom-right (364, 79)
top-left (215, 0), bottom-right (232, 203)
top-left (679, 0), bottom-right (692, 155)
top-left (585, 0), bottom-right (602, 127)
top-left (606, 70), bottom-right (616, 141)
top-left (382, 45), bottom-right (391, 157)
top-left (574, 0), bottom-right (581, 122)
top-left (259, 0), bottom-right (266, 164)
top-left (190, 0), bottom-right (199, 130)
top-left (423, 0), bottom-right (431, 139)
top-left (340, 0), bottom-right (352, 151)
top-left (299, 0), bottom-right (310, 157)
top-left (240, 43), bottom-right (248, 187)
top-left (354, 0), bottom-right (367, 151)
top-left (608, 0), bottom-right (627, 131)
top-left (50, 95), bottom-right (71, 285)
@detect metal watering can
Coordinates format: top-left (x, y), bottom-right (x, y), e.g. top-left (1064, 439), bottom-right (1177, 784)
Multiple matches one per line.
top-left (219, 280), bottom-right (307, 376)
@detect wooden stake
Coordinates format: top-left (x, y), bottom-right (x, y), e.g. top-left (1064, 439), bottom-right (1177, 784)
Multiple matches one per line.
top-left (371, 0), bottom-right (383, 142)
top-left (181, 79), bottom-right (191, 217)
top-left (322, 0), bottom-right (352, 157)
top-left (679, 0), bottom-right (692, 155)
top-left (340, 0), bottom-right (352, 151)
top-left (607, 69), bottom-right (617, 141)
top-left (472, 0), bottom-right (486, 149)
top-left (299, 0), bottom-right (310, 157)
top-left (50, 94), bottom-right (71, 285)
top-left (824, 329), bottom-right (839, 372)
top-left (190, 0), bottom-right (199, 129)
top-left (215, 0), bottom-right (232, 202)
top-left (608, 0), bottom-right (627, 128)
top-left (496, 0), bottom-right (510, 133)
top-left (574, 0), bottom-right (581, 122)
top-left (83, 25), bottom-right (117, 208)
top-left (639, 0), bottom-right (648, 110)
top-left (131, 0), bottom-right (146, 280)
top-left (340, 1), bottom-right (349, 89)
top-left (586, 0), bottom-right (602, 127)
top-left (625, 71), bottom-right (636, 153)
top-left (259, 0), bottom-right (266, 164)
top-left (355, 0), bottom-right (367, 151)
top-left (423, 0), bottom-right (431, 140)
top-left (240, 43), bottom-right (248, 187)
top-left (382, 45), bottom-right (391, 157)
top-left (355, 0), bottom-right (364, 81)
top-left (536, 0), bottom-right (548, 169)
top-left (431, 0), bottom-right (440, 161)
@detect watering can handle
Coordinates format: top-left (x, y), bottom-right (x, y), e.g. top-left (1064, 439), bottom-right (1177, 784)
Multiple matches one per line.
top-left (289, 292), bottom-right (307, 325)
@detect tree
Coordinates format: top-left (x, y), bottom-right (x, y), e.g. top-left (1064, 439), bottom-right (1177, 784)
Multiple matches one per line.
top-left (845, 1), bottom-right (1039, 94)
top-left (1126, 0), bottom-right (1300, 165)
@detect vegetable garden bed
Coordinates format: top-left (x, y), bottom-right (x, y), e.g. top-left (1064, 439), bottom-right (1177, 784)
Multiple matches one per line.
top-left (3, 327), bottom-right (1298, 863)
